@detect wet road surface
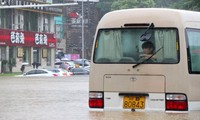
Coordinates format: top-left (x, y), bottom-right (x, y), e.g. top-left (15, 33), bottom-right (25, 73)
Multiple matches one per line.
top-left (0, 76), bottom-right (200, 120)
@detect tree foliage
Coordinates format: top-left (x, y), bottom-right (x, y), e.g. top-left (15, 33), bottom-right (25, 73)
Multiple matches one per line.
top-left (95, 0), bottom-right (115, 18)
top-left (171, 0), bottom-right (200, 11)
top-left (111, 0), bottom-right (155, 11)
top-left (154, 0), bottom-right (179, 8)
top-left (96, 0), bottom-right (200, 19)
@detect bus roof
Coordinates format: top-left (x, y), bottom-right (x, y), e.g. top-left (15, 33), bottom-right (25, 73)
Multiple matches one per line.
top-left (98, 8), bottom-right (200, 28)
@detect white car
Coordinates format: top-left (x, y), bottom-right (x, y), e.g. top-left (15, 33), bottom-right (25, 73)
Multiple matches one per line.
top-left (46, 68), bottom-right (73, 76)
top-left (22, 69), bottom-right (59, 77)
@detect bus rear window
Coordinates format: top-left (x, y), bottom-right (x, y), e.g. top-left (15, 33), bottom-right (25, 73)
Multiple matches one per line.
top-left (94, 28), bottom-right (179, 64)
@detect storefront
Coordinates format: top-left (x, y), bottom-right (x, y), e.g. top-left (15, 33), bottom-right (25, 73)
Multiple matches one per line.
top-left (0, 28), bottom-right (56, 73)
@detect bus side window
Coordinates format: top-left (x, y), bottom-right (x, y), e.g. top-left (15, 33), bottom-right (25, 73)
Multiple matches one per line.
top-left (162, 58), bottom-right (177, 63)
top-left (96, 58), bottom-right (111, 62)
top-left (119, 57), bottom-right (136, 63)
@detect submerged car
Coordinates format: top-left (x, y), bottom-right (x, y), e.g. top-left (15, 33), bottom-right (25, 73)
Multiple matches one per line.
top-left (47, 68), bottom-right (73, 76)
top-left (70, 68), bottom-right (89, 75)
top-left (22, 69), bottom-right (59, 77)
top-left (74, 59), bottom-right (90, 67)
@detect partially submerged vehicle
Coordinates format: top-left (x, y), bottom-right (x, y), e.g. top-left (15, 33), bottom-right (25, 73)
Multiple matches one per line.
top-left (89, 8), bottom-right (200, 112)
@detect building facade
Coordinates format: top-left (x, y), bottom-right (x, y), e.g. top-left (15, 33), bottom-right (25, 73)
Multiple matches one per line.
top-left (65, 0), bottom-right (99, 59)
top-left (54, 16), bottom-right (66, 59)
top-left (0, 0), bottom-right (62, 73)
top-left (53, 0), bottom-right (99, 60)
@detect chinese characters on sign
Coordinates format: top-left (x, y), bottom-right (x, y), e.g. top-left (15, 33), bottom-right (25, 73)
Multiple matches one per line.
top-left (10, 31), bottom-right (25, 44)
top-left (35, 33), bottom-right (48, 45)
top-left (1, 29), bottom-right (55, 48)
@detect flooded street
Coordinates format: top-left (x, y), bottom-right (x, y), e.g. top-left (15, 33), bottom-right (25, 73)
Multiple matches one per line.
top-left (0, 76), bottom-right (89, 120)
top-left (0, 76), bottom-right (200, 120)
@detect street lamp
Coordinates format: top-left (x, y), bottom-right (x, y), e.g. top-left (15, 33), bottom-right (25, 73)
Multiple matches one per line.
top-left (81, 0), bottom-right (85, 67)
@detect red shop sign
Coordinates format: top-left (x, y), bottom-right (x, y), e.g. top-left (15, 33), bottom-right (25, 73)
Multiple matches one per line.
top-left (0, 29), bottom-right (56, 48)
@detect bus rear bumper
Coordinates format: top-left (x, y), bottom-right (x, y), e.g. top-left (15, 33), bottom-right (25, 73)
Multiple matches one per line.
top-left (104, 92), bottom-right (165, 111)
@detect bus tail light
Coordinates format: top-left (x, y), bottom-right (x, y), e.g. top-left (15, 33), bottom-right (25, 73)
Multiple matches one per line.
top-left (89, 92), bottom-right (104, 108)
top-left (166, 93), bottom-right (188, 111)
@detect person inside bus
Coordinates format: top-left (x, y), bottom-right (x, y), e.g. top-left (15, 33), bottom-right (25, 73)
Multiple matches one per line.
top-left (139, 41), bottom-right (157, 62)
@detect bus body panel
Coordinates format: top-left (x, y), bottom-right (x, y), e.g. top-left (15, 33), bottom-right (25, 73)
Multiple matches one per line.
top-left (189, 76), bottom-right (200, 101)
top-left (90, 64), bottom-right (189, 94)
top-left (104, 75), bottom-right (165, 92)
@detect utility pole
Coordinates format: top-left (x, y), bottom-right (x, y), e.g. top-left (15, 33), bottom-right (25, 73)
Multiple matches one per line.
top-left (81, 0), bottom-right (85, 67)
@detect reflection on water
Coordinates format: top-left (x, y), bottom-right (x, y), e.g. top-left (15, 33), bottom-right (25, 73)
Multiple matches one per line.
top-left (89, 111), bottom-right (200, 120)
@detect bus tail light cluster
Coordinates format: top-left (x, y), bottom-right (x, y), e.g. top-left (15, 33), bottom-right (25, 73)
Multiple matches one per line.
top-left (166, 93), bottom-right (188, 111)
top-left (89, 92), bottom-right (104, 108)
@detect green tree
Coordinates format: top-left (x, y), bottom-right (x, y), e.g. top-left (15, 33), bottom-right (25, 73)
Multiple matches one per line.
top-left (96, 0), bottom-right (115, 19)
top-left (111, 0), bottom-right (155, 11)
top-left (154, 0), bottom-right (179, 8)
top-left (171, 0), bottom-right (200, 11)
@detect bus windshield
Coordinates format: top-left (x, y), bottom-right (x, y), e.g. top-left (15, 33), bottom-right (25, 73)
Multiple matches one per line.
top-left (94, 28), bottom-right (179, 64)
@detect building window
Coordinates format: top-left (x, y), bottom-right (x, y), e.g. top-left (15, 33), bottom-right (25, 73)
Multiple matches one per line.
top-left (14, 10), bottom-right (24, 30)
top-left (43, 14), bottom-right (51, 32)
top-left (0, 10), bottom-right (2, 28)
top-left (31, 12), bottom-right (38, 32)
top-left (0, 9), bottom-right (12, 29)
top-left (24, 11), bottom-right (38, 31)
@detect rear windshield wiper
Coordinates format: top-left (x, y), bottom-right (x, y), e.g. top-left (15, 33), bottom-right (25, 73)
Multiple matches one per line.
top-left (140, 23), bottom-right (154, 41)
top-left (132, 47), bottom-right (163, 68)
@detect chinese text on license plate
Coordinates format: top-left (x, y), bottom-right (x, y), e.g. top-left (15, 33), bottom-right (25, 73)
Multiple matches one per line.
top-left (123, 96), bottom-right (145, 109)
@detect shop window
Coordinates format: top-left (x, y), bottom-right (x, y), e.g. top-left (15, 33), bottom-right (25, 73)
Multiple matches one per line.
top-left (47, 48), bottom-right (51, 66)
top-left (0, 46), bottom-right (6, 60)
top-left (23, 47), bottom-right (31, 65)
top-left (33, 48), bottom-right (41, 63)
top-left (9, 46), bottom-right (17, 60)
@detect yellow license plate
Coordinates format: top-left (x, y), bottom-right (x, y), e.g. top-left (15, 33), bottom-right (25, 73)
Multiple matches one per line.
top-left (123, 96), bottom-right (145, 109)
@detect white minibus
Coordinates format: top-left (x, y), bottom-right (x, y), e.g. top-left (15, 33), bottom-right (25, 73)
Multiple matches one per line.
top-left (89, 8), bottom-right (200, 112)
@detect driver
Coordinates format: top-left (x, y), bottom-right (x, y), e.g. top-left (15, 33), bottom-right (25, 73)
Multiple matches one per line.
top-left (139, 41), bottom-right (157, 61)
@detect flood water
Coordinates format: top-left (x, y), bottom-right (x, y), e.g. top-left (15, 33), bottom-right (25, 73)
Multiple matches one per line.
top-left (0, 76), bottom-right (199, 120)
